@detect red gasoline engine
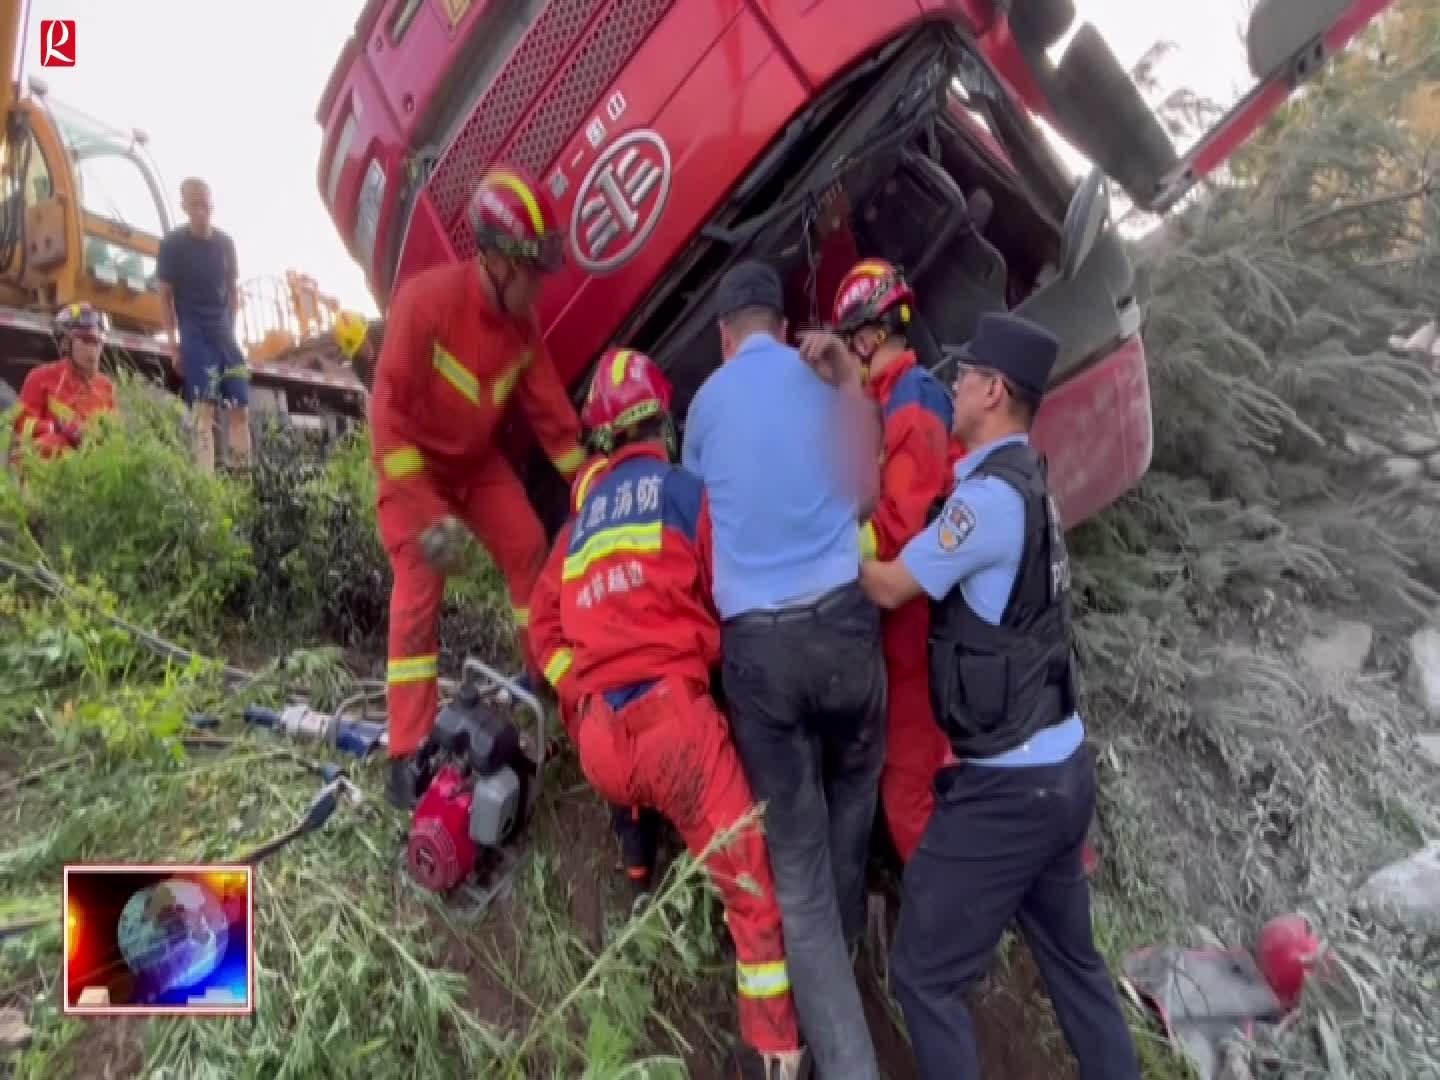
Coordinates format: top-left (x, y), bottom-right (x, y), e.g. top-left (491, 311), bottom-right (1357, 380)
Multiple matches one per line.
top-left (407, 660), bottom-right (546, 894)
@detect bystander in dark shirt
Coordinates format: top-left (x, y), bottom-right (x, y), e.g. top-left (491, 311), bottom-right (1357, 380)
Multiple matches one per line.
top-left (156, 227), bottom-right (238, 326)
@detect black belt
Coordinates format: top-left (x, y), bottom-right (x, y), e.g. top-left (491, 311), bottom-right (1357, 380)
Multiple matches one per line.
top-left (722, 582), bottom-right (859, 630)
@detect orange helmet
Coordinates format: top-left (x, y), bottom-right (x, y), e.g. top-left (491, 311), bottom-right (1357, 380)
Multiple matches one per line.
top-left (581, 348), bottom-right (673, 452)
top-left (831, 258), bottom-right (916, 337)
top-left (467, 165), bottom-right (565, 273)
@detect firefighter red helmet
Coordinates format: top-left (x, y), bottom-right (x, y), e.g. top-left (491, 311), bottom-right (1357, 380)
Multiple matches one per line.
top-left (468, 165), bottom-right (565, 273)
top-left (581, 348), bottom-right (673, 444)
top-left (53, 301), bottom-right (107, 342)
top-left (832, 258), bottom-right (916, 336)
top-left (1257, 913), bottom-right (1322, 1007)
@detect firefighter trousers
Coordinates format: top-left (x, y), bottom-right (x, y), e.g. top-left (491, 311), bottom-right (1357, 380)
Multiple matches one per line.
top-left (881, 599), bottom-right (951, 863)
top-left (575, 677), bottom-right (801, 1054)
top-left (377, 453), bottom-right (548, 758)
top-left (562, 700), bottom-right (662, 891)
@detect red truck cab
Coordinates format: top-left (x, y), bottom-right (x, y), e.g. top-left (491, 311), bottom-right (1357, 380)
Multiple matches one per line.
top-left (316, 0), bottom-right (1393, 528)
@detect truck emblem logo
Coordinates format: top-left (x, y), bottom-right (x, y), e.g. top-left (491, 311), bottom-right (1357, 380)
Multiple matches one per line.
top-left (570, 129), bottom-right (671, 275)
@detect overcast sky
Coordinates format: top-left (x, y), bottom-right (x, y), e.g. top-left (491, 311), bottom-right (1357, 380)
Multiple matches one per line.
top-left (19, 0), bottom-right (1259, 324)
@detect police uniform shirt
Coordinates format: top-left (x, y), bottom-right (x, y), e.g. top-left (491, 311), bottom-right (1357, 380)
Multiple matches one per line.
top-left (899, 432), bottom-right (1086, 767)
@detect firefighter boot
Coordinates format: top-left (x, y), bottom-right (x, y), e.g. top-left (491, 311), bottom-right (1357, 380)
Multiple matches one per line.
top-left (729, 1042), bottom-right (812, 1080)
top-left (611, 804), bottom-right (659, 915)
top-left (224, 406), bottom-right (254, 472)
top-left (387, 755), bottom-right (421, 811)
top-left (191, 402), bottom-right (217, 475)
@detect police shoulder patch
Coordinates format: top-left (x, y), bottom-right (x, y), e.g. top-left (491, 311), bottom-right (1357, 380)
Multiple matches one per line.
top-left (936, 499), bottom-right (977, 553)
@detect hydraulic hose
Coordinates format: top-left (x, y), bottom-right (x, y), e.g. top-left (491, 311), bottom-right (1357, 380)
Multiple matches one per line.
top-left (0, 110), bottom-right (34, 276)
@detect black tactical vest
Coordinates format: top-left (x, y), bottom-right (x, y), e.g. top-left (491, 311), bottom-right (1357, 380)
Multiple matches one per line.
top-left (927, 441), bottom-right (1077, 760)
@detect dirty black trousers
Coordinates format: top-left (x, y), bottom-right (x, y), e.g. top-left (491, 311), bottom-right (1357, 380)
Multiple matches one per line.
top-left (721, 581), bottom-right (888, 1080)
top-left (892, 745), bottom-right (1141, 1080)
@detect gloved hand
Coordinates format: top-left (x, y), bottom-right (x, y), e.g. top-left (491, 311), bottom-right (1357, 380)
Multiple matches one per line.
top-left (419, 515), bottom-right (467, 573)
top-left (56, 421), bottom-right (83, 448)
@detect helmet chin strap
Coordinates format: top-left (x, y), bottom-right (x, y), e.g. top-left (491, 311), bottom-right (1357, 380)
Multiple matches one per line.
top-left (660, 416), bottom-right (678, 462)
top-left (482, 256), bottom-right (518, 317)
top-left (853, 326), bottom-right (888, 376)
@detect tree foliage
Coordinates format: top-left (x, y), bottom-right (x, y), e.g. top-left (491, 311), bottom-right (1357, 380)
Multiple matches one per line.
top-left (1074, 5), bottom-right (1440, 1075)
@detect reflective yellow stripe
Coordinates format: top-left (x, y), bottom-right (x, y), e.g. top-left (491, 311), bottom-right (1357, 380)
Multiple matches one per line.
top-left (48, 399), bottom-right (76, 422)
top-left (562, 522), bottom-right (662, 581)
top-left (609, 349), bottom-right (632, 386)
top-left (736, 960), bottom-right (791, 999)
top-left (382, 446), bottom-right (425, 479)
top-left (512, 606), bottom-right (530, 629)
top-left (543, 647), bottom-right (573, 687)
top-left (488, 169), bottom-right (545, 234)
top-left (387, 654), bottom-right (438, 685)
top-left (433, 344), bottom-right (480, 405)
top-left (859, 521), bottom-right (879, 560)
top-left (492, 348), bottom-right (532, 407)
top-left (573, 457), bottom-right (609, 510)
top-left (551, 445), bottom-right (585, 477)
top-left (20, 417), bottom-right (39, 438)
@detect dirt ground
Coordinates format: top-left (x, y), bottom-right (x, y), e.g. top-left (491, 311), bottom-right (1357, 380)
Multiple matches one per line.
top-left (491, 786), bottom-right (1080, 1079)
top-left (32, 1016), bottom-right (146, 1080)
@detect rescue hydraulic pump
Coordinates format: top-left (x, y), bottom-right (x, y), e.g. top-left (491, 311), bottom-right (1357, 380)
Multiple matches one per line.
top-left (406, 662), bottom-right (544, 892)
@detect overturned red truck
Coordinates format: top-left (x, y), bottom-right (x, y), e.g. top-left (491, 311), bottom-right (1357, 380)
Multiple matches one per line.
top-left (315, 0), bottom-right (1394, 529)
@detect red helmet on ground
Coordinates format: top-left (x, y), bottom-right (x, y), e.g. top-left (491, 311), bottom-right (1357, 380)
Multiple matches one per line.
top-left (832, 258), bottom-right (916, 336)
top-left (468, 165), bottom-right (565, 273)
top-left (1257, 913), bottom-right (1322, 1007)
top-left (53, 301), bottom-right (107, 342)
top-left (581, 348), bottom-right (673, 449)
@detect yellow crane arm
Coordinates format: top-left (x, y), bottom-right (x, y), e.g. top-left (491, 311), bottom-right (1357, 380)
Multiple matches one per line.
top-left (0, 0), bottom-right (28, 123)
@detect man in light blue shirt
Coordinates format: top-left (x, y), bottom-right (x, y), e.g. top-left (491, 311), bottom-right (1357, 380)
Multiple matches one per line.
top-left (683, 260), bottom-right (886, 1080)
top-left (860, 312), bottom-right (1140, 1080)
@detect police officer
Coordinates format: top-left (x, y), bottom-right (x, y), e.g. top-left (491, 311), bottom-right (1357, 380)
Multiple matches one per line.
top-left (858, 312), bottom-right (1140, 1080)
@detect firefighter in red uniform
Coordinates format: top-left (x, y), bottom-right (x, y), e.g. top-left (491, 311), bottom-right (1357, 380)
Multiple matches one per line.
top-left (557, 347), bottom-right (807, 1078)
top-left (832, 259), bottom-right (957, 863)
top-left (371, 165), bottom-right (587, 809)
top-left (10, 303), bottom-right (116, 462)
top-left (531, 452), bottom-right (666, 913)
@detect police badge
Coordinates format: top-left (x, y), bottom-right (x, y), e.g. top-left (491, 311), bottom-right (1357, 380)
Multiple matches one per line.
top-left (937, 500), bottom-right (977, 553)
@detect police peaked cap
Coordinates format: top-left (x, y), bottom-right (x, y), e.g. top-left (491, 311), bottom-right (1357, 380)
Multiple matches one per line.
top-left (953, 313), bottom-right (1061, 405)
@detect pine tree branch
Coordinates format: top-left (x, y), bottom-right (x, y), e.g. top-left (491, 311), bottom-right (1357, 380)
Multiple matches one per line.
top-left (1283, 181), bottom-right (1433, 238)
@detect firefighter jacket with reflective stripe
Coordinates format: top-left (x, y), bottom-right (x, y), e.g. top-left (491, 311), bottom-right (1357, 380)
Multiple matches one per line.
top-left (559, 443), bottom-right (720, 695)
top-left (530, 455), bottom-right (611, 708)
top-left (13, 360), bottom-right (115, 450)
top-left (368, 260), bottom-right (585, 483)
top-left (859, 350), bottom-right (959, 562)
top-left (928, 441), bottom-right (1078, 759)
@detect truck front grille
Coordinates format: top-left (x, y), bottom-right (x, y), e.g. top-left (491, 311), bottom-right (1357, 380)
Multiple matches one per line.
top-left (426, 0), bottom-right (677, 259)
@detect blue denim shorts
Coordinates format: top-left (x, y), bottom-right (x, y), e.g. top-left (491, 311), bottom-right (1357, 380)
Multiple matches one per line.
top-left (180, 319), bottom-right (250, 406)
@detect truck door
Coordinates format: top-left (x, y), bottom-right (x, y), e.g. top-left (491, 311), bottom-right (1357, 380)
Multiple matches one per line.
top-left (998, 0), bottom-right (1397, 214)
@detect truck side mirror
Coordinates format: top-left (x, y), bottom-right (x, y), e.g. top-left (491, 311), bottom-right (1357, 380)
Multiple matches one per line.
top-left (1246, 0), bottom-right (1351, 81)
top-left (1058, 166), bottom-right (1111, 281)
